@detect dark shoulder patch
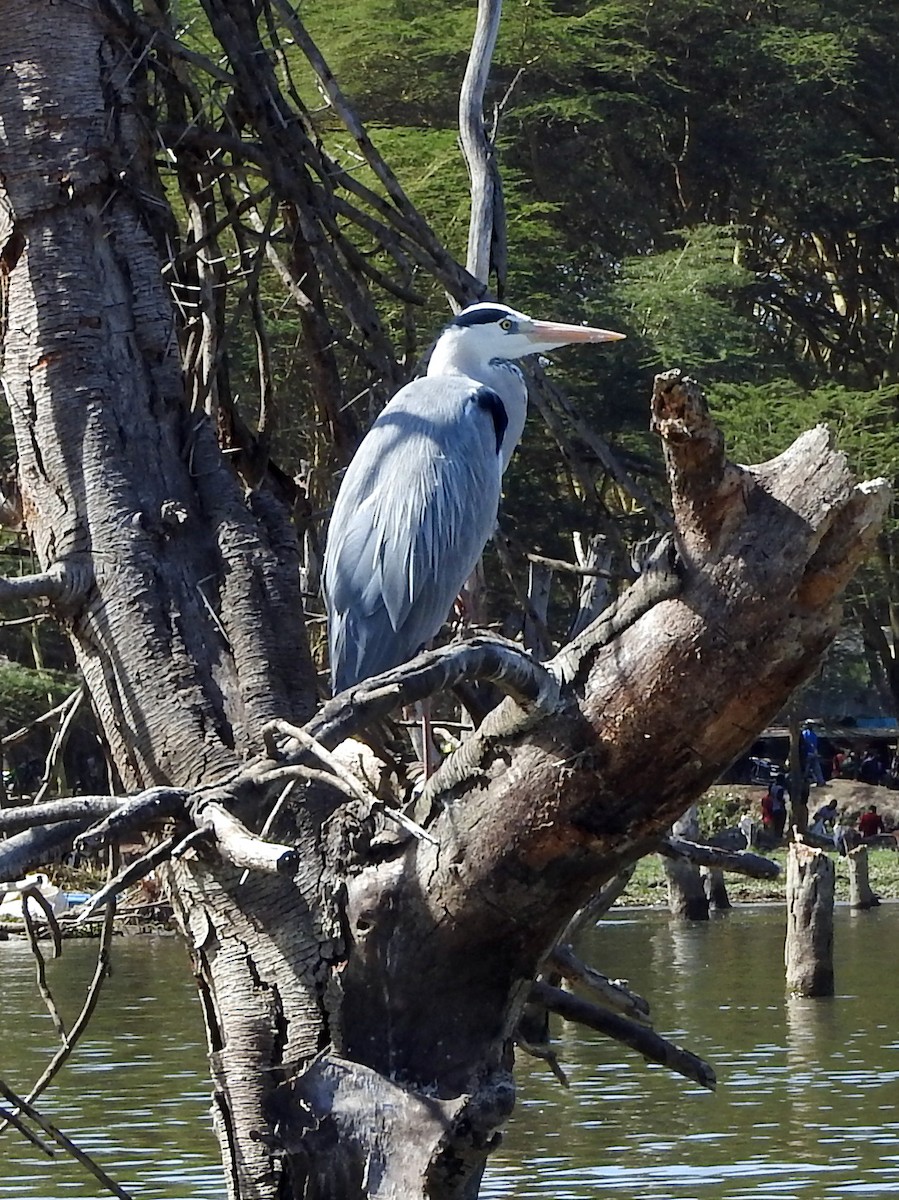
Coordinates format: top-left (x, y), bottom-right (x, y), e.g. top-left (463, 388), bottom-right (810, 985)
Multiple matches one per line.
top-left (473, 386), bottom-right (507, 455)
top-left (451, 305), bottom-right (513, 329)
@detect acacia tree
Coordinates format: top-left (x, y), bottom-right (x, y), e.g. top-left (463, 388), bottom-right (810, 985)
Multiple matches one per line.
top-left (0, 3), bottom-right (889, 1199)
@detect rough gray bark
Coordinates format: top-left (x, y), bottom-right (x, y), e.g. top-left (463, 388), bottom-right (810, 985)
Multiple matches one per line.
top-left (785, 842), bottom-right (835, 997)
top-left (0, 6), bottom-right (890, 1200)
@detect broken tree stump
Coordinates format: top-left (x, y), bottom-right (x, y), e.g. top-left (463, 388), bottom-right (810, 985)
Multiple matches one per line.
top-left (663, 806), bottom-right (709, 921)
top-left (848, 846), bottom-right (880, 910)
top-left (662, 856), bottom-right (709, 920)
top-left (785, 841), bottom-right (835, 996)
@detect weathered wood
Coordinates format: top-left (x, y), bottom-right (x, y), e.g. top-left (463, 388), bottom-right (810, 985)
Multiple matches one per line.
top-left (531, 981), bottom-right (716, 1091)
top-left (848, 845), bottom-right (880, 909)
top-left (785, 841), bottom-right (835, 996)
top-left (549, 943), bottom-right (651, 1024)
top-left (459, 0), bottom-right (505, 288)
top-left (659, 837), bottom-right (780, 879)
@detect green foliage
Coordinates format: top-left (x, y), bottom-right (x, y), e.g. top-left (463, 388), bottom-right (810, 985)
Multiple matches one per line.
top-left (618, 226), bottom-right (758, 376)
top-left (707, 381), bottom-right (899, 482)
top-left (0, 661), bottom-right (73, 730)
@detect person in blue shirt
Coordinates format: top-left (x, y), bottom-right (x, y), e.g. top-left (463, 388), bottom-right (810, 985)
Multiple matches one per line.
top-left (800, 720), bottom-right (826, 786)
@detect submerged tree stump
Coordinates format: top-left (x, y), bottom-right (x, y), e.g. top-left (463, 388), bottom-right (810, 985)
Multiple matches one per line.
top-left (848, 846), bottom-right (880, 909)
top-left (664, 806), bottom-right (709, 920)
top-left (663, 857), bottom-right (709, 920)
top-left (785, 842), bottom-right (835, 996)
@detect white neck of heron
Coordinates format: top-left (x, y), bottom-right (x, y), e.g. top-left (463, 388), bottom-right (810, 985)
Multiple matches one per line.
top-left (427, 347), bottom-right (528, 472)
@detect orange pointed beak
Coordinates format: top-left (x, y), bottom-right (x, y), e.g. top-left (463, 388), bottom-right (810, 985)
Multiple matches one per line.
top-left (524, 319), bottom-right (626, 350)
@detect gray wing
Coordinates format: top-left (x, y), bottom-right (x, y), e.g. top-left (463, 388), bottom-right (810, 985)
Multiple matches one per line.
top-left (323, 376), bottom-right (504, 693)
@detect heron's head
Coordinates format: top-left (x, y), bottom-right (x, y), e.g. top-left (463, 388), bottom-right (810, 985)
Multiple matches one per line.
top-left (441, 302), bottom-right (626, 361)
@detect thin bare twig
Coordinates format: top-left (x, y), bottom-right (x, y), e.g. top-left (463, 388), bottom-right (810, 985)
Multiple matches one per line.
top-left (1, 685), bottom-right (83, 749)
top-left (34, 685), bottom-right (85, 804)
top-left (0, 887), bottom-right (116, 1133)
top-left (75, 834), bottom-right (180, 923)
top-left (0, 1080), bottom-right (134, 1200)
top-left (262, 719), bottom-right (437, 843)
top-left (20, 886), bottom-right (66, 1038)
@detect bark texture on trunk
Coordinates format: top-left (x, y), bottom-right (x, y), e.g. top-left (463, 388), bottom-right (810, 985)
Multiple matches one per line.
top-left (0, 0), bottom-right (316, 793)
top-left (785, 841), bottom-right (835, 997)
top-left (0, 6), bottom-right (890, 1200)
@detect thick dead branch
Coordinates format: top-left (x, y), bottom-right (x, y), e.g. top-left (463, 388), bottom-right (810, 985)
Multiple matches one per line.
top-left (0, 558), bottom-right (91, 609)
top-left (549, 943), bottom-right (651, 1025)
top-left (73, 787), bottom-right (190, 851)
top-left (0, 820), bottom-right (92, 882)
top-left (658, 836), bottom-right (781, 878)
top-left (306, 636), bottom-right (564, 751)
top-left (193, 798), bottom-right (298, 874)
top-left (530, 981), bottom-right (716, 1090)
top-left (0, 795), bottom-right (120, 834)
top-left (0, 1102), bottom-right (54, 1155)
top-left (459, 0), bottom-right (505, 288)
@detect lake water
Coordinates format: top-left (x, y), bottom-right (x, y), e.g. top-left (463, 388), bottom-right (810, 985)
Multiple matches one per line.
top-left (1, 905), bottom-right (897, 1199)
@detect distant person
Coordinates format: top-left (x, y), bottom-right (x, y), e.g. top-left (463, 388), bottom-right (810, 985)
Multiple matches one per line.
top-left (858, 805), bottom-right (884, 839)
top-left (858, 750), bottom-right (883, 786)
top-left (767, 773), bottom-right (788, 839)
top-left (831, 748), bottom-right (846, 778)
top-left (810, 798), bottom-right (838, 838)
top-left (800, 720), bottom-right (826, 786)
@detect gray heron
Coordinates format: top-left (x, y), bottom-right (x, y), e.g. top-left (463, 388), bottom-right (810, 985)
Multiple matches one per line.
top-left (323, 302), bottom-right (625, 695)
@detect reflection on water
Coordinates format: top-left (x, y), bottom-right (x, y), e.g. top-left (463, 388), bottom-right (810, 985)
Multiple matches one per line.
top-left (2, 907), bottom-right (898, 1199)
top-left (484, 903), bottom-right (899, 1199)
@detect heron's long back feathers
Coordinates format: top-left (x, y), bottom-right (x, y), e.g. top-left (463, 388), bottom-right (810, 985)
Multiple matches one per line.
top-left (323, 377), bottom-right (504, 692)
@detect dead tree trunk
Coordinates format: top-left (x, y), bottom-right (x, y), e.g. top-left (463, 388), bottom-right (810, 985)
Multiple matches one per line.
top-left (0, 6), bottom-right (888, 1200)
top-left (785, 842), bottom-right (835, 997)
top-left (848, 846), bottom-right (880, 909)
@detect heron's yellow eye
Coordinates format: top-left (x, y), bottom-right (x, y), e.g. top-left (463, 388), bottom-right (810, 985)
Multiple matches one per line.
top-left (499, 318), bottom-right (513, 331)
